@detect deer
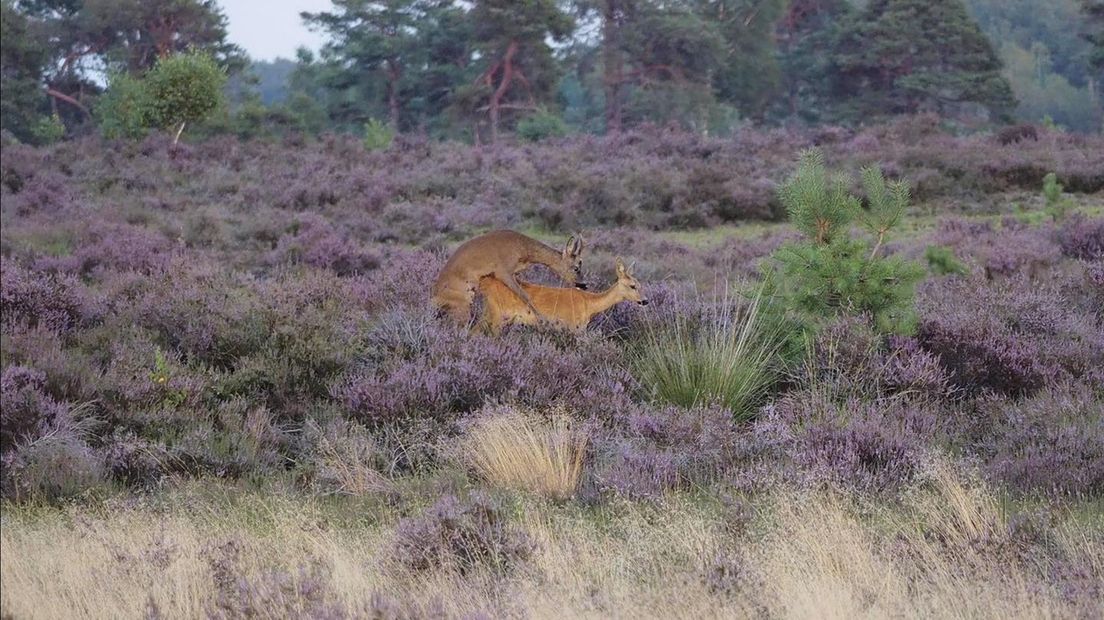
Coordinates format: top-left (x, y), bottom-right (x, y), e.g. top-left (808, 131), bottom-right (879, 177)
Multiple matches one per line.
top-left (432, 230), bottom-right (585, 325)
top-left (478, 258), bottom-right (648, 334)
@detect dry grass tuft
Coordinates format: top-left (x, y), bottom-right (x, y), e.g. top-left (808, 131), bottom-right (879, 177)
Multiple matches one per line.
top-left (462, 409), bottom-right (588, 500)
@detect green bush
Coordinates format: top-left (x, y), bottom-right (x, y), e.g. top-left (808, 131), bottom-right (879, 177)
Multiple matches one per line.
top-left (765, 149), bottom-right (924, 336)
top-left (925, 245), bottom-right (969, 276)
top-left (96, 73), bottom-right (153, 139)
top-left (1042, 172), bottom-right (1073, 222)
top-left (143, 52), bottom-right (227, 143)
top-left (363, 118), bottom-right (394, 151)
top-left (631, 291), bottom-right (781, 421)
top-left (29, 113), bottom-right (65, 144)
top-left (516, 110), bottom-right (568, 142)
top-left (95, 53), bottom-right (226, 143)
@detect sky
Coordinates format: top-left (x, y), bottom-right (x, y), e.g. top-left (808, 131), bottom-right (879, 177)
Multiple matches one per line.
top-left (219, 0), bottom-right (332, 62)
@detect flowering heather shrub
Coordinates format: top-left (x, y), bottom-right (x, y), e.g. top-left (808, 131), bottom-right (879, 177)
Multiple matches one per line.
top-left (268, 215), bottom-right (381, 275)
top-left (758, 393), bottom-right (940, 493)
top-left (347, 246), bottom-right (443, 312)
top-left (166, 398), bottom-right (288, 478)
top-left (31, 221), bottom-right (176, 277)
top-left (593, 403), bottom-right (742, 499)
top-left (0, 122), bottom-right (1100, 501)
top-left (0, 428), bottom-right (106, 501)
top-left (0, 365), bottom-right (68, 451)
top-left (393, 492), bottom-right (535, 575)
top-left (979, 220), bottom-right (1063, 279)
top-left (225, 271), bottom-right (367, 413)
top-left (208, 561), bottom-right (347, 620)
top-left (794, 317), bottom-right (951, 402)
top-left (335, 317), bottom-right (635, 425)
top-left (0, 171), bottom-right (77, 217)
top-left (916, 275), bottom-right (1104, 396)
top-left (1, 260), bottom-right (101, 333)
top-left (977, 385), bottom-right (1103, 496)
top-left (102, 430), bottom-right (169, 487)
top-left (118, 259), bottom-right (267, 368)
top-left (204, 540), bottom-right (346, 620)
top-left (94, 325), bottom-right (213, 420)
top-left (1056, 215), bottom-right (1104, 261)
top-left (0, 325), bottom-right (95, 401)
top-left (0, 367), bottom-right (104, 501)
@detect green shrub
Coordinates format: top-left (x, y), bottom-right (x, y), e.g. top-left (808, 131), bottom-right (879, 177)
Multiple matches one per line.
top-left (631, 291), bottom-right (781, 422)
top-left (925, 245), bottom-right (969, 276)
top-left (29, 113), bottom-right (65, 144)
top-left (363, 118), bottom-right (394, 151)
top-left (143, 51), bottom-right (227, 143)
top-left (96, 73), bottom-right (153, 139)
top-left (765, 149), bottom-right (924, 336)
top-left (516, 109), bottom-right (568, 142)
top-left (1042, 172), bottom-right (1073, 222)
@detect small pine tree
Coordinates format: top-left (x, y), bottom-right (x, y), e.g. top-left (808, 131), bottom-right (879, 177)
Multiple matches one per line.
top-left (778, 149), bottom-right (859, 245)
top-left (1042, 172), bottom-right (1073, 221)
top-left (363, 118), bottom-right (395, 151)
top-left (766, 149), bottom-right (924, 337)
top-left (925, 245), bottom-right (969, 276)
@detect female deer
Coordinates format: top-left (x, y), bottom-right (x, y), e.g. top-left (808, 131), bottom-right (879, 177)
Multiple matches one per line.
top-left (479, 258), bottom-right (647, 333)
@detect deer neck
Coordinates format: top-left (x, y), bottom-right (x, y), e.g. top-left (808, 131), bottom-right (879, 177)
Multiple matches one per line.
top-left (525, 242), bottom-right (562, 268)
top-left (584, 286), bottom-right (625, 317)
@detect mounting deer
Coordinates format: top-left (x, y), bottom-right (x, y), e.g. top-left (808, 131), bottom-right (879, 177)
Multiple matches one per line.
top-left (479, 258), bottom-right (648, 333)
top-left (431, 230), bottom-right (585, 324)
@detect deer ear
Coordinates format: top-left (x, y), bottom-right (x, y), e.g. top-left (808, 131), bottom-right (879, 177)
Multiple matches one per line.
top-left (615, 258), bottom-right (626, 276)
top-left (563, 235), bottom-right (575, 259)
top-left (570, 234), bottom-right (583, 257)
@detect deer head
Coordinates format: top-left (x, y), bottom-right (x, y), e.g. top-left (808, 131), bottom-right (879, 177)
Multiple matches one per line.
top-left (613, 258), bottom-right (648, 305)
top-left (558, 234), bottom-right (586, 290)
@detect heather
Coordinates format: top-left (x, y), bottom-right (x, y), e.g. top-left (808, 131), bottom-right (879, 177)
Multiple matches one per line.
top-left (2, 128), bottom-right (1103, 618)
top-left (1, 130), bottom-right (1102, 501)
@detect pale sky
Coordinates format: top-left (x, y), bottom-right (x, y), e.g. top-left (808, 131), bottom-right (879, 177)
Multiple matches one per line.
top-left (219, 0), bottom-right (333, 62)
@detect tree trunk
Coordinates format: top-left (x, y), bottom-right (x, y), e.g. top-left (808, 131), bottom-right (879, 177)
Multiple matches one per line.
top-left (602, 1), bottom-right (623, 134)
top-left (46, 88), bottom-right (90, 117)
top-left (386, 59), bottom-right (401, 130)
top-left (488, 40), bottom-right (519, 144)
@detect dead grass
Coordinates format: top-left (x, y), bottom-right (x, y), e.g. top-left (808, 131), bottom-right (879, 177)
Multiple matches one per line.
top-left (1, 466), bottom-right (1100, 619)
top-left (462, 408), bottom-right (588, 500)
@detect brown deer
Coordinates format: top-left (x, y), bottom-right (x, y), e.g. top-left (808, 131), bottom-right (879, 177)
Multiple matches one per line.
top-left (478, 258), bottom-right (647, 333)
top-left (431, 230), bottom-right (585, 324)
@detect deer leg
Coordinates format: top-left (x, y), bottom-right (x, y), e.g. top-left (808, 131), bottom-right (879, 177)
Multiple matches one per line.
top-left (497, 272), bottom-right (545, 320)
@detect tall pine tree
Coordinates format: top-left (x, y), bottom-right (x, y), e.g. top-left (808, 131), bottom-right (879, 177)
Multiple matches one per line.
top-left (833, 0), bottom-right (1016, 122)
top-left (773, 0), bottom-right (854, 122)
top-left (461, 0), bottom-right (573, 143)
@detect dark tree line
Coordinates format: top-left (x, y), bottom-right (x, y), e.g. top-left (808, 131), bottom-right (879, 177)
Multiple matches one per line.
top-left (3, 0), bottom-right (1102, 144)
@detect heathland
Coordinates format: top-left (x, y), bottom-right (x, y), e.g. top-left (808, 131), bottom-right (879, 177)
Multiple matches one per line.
top-left (2, 118), bottom-right (1103, 618)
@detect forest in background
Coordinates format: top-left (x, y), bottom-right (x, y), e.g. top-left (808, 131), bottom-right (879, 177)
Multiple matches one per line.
top-left (2, 0), bottom-right (1103, 146)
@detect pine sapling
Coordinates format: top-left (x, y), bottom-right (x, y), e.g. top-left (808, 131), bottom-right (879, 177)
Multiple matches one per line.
top-left (765, 149), bottom-right (924, 337)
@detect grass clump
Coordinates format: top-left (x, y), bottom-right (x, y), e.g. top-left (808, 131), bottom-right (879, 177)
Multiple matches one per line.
top-left (462, 408), bottom-right (588, 500)
top-left (631, 291), bottom-right (781, 422)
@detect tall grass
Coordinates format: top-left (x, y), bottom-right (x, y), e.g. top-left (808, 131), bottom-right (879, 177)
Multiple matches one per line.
top-left (2, 468), bottom-right (1097, 619)
top-left (462, 409), bottom-right (589, 500)
top-left (631, 289), bottom-right (782, 421)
